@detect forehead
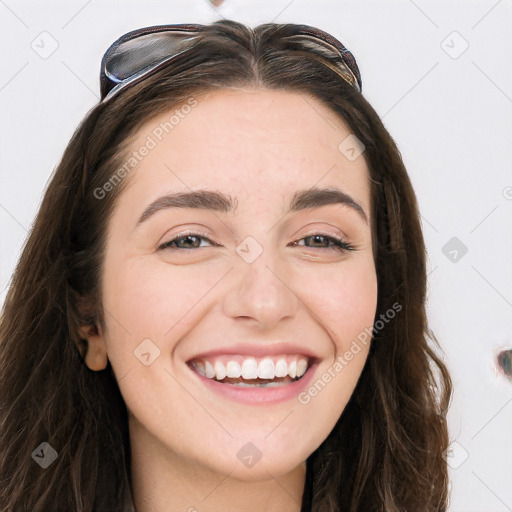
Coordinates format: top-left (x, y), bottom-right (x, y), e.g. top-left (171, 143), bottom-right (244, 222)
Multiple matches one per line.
top-left (117, 87), bottom-right (370, 217)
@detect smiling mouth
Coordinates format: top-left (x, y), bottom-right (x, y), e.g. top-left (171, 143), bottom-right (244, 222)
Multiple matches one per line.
top-left (188, 355), bottom-right (312, 388)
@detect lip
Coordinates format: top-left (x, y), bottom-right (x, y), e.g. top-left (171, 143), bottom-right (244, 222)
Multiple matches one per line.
top-left (188, 360), bottom-right (319, 405)
top-left (186, 342), bottom-right (319, 362)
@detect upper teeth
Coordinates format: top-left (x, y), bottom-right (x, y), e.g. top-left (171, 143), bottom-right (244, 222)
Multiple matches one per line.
top-left (191, 356), bottom-right (309, 381)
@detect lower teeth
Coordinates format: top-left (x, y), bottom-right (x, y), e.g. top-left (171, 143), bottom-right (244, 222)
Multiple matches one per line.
top-left (223, 376), bottom-right (302, 387)
top-left (230, 381), bottom-right (288, 388)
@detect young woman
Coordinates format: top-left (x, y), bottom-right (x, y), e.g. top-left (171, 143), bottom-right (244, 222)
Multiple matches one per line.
top-left (0, 20), bottom-right (452, 512)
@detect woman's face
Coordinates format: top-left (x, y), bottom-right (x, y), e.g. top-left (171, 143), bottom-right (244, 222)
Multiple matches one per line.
top-left (92, 87), bottom-right (377, 480)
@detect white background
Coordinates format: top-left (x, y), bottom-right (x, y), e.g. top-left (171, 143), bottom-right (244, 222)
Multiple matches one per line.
top-left (1, 1), bottom-right (511, 510)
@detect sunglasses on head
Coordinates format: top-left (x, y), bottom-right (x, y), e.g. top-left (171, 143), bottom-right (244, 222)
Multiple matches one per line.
top-left (100, 23), bottom-right (362, 102)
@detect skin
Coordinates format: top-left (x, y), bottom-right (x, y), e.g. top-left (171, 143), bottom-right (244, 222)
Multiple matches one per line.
top-left (79, 87), bottom-right (378, 512)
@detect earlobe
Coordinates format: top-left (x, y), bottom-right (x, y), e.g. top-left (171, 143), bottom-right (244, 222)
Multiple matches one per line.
top-left (77, 324), bottom-right (108, 371)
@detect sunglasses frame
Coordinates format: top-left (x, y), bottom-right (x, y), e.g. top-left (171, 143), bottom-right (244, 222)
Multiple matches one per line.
top-left (100, 23), bottom-right (362, 102)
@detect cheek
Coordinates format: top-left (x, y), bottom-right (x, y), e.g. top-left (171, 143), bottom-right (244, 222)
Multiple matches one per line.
top-left (286, 257), bottom-right (377, 455)
top-left (299, 256), bottom-right (378, 350)
top-left (297, 261), bottom-right (377, 406)
top-left (100, 255), bottom-right (220, 355)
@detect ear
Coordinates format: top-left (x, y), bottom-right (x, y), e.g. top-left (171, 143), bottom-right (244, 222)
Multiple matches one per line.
top-left (77, 323), bottom-right (108, 371)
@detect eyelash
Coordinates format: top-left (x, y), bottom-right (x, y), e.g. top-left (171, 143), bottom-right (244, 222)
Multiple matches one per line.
top-left (157, 231), bottom-right (355, 253)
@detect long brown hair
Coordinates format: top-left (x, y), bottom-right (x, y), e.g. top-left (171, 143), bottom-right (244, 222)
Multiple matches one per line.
top-left (0, 19), bottom-right (452, 511)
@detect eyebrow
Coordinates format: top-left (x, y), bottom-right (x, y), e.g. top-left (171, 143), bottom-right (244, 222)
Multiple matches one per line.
top-left (134, 186), bottom-right (368, 228)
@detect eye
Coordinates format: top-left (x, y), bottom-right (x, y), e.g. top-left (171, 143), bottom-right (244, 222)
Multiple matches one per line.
top-left (157, 232), bottom-right (354, 253)
top-left (157, 231), bottom-right (217, 251)
top-left (290, 233), bottom-right (354, 253)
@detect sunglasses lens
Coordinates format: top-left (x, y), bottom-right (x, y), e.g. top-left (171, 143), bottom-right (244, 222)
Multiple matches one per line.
top-left (285, 34), bottom-right (361, 91)
top-left (101, 29), bottom-right (201, 99)
top-left (107, 31), bottom-right (200, 82)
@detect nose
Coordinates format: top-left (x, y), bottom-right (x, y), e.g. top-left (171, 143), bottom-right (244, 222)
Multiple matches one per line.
top-left (222, 251), bottom-right (300, 329)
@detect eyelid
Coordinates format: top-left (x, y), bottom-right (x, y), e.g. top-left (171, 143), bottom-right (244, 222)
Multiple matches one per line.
top-left (300, 226), bottom-right (349, 241)
top-left (159, 224), bottom-right (350, 244)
